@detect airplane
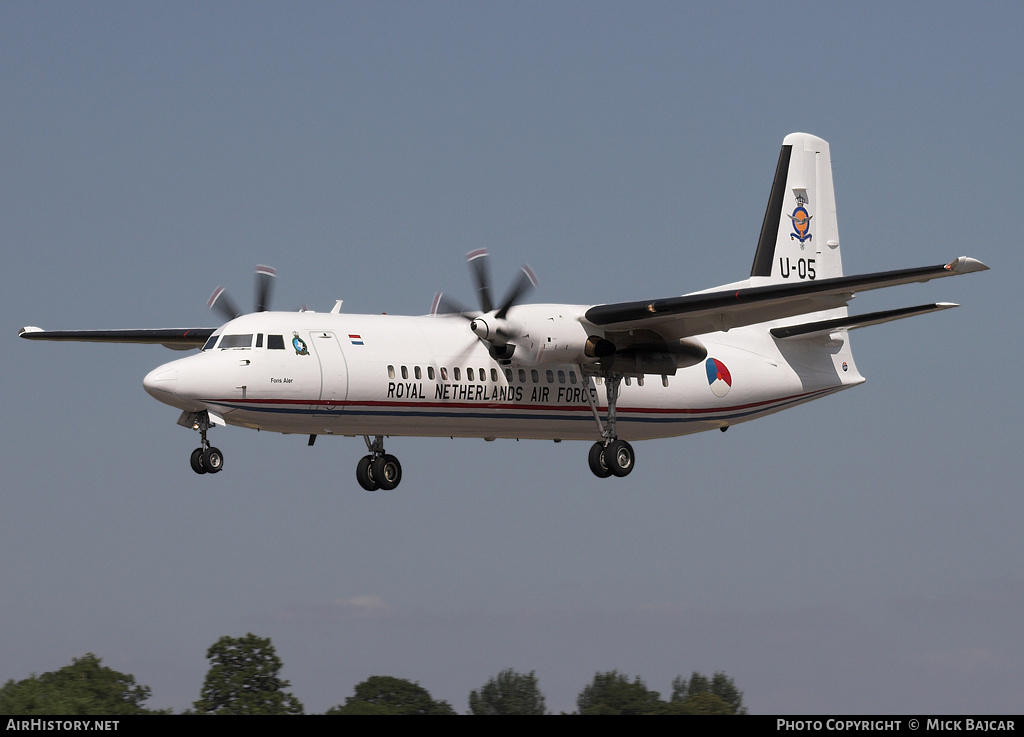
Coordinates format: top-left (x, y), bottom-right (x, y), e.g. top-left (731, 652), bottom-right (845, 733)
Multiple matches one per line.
top-left (19, 133), bottom-right (987, 490)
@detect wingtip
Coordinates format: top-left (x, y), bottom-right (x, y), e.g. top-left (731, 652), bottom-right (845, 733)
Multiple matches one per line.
top-left (945, 256), bottom-right (989, 274)
top-left (18, 326), bottom-right (43, 338)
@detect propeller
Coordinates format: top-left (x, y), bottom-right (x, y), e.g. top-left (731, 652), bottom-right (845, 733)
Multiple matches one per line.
top-left (432, 250), bottom-right (537, 359)
top-left (208, 265), bottom-right (277, 322)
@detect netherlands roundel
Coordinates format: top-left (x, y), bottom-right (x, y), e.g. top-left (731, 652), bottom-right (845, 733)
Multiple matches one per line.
top-left (705, 357), bottom-right (732, 397)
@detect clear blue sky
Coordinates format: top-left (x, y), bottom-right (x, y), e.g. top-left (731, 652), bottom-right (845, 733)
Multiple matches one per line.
top-left (2, 2), bottom-right (1020, 714)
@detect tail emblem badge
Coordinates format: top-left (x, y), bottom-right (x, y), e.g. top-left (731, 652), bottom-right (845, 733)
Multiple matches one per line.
top-left (789, 205), bottom-right (813, 245)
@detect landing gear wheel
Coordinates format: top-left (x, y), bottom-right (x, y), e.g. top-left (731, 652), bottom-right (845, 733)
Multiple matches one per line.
top-left (356, 455), bottom-right (379, 491)
top-left (202, 447), bottom-right (224, 474)
top-left (372, 454), bottom-right (402, 490)
top-left (606, 439), bottom-right (634, 477)
top-left (190, 448), bottom-right (208, 475)
top-left (588, 442), bottom-right (612, 478)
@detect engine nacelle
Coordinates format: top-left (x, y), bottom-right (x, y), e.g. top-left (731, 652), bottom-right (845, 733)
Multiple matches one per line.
top-left (509, 311), bottom-right (601, 366)
top-left (503, 307), bottom-right (707, 375)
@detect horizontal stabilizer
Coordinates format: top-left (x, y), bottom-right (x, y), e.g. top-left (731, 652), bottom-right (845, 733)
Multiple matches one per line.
top-left (18, 327), bottom-right (214, 349)
top-left (770, 303), bottom-right (958, 340)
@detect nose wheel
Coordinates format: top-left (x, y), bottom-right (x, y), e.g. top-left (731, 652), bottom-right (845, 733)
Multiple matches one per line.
top-left (356, 435), bottom-right (402, 491)
top-left (188, 411), bottom-right (224, 475)
top-left (190, 446), bottom-right (224, 474)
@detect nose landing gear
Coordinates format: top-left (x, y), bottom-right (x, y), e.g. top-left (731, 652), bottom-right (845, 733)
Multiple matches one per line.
top-left (188, 411), bottom-right (224, 475)
top-left (356, 435), bottom-right (402, 491)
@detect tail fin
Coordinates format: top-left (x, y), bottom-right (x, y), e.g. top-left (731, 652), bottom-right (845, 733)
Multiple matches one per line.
top-left (750, 133), bottom-right (843, 284)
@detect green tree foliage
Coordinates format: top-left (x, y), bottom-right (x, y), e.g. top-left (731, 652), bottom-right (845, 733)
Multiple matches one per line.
top-left (327, 675), bottom-right (455, 715)
top-left (0, 654), bottom-right (164, 715)
top-left (669, 671), bottom-right (746, 714)
top-left (468, 668), bottom-right (546, 715)
top-left (576, 670), bottom-right (663, 715)
top-left (192, 633), bottom-right (303, 715)
top-left (663, 691), bottom-right (735, 714)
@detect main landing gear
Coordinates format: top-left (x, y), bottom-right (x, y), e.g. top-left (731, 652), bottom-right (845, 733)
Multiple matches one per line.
top-left (584, 372), bottom-right (635, 479)
top-left (356, 435), bottom-right (402, 491)
top-left (188, 411), bottom-right (224, 475)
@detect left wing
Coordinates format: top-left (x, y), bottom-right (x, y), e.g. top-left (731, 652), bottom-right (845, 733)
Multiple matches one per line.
top-left (18, 327), bottom-right (215, 350)
top-left (583, 257), bottom-right (987, 340)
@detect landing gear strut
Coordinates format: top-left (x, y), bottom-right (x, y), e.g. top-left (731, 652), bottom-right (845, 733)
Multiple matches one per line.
top-left (189, 411), bottom-right (223, 475)
top-left (584, 372), bottom-right (635, 479)
top-left (356, 435), bottom-right (402, 491)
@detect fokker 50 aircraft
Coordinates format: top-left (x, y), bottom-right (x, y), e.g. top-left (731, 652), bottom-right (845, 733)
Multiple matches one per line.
top-left (20, 133), bottom-right (987, 489)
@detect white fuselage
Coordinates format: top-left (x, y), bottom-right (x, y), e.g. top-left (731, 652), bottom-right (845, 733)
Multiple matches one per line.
top-left (143, 306), bottom-right (864, 443)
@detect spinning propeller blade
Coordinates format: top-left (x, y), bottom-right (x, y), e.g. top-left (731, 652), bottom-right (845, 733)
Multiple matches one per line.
top-left (255, 264), bottom-right (276, 312)
top-left (208, 265), bottom-right (278, 323)
top-left (467, 249), bottom-right (495, 313)
top-left (207, 286), bottom-right (241, 322)
top-left (495, 264), bottom-right (538, 320)
top-left (431, 292), bottom-right (477, 317)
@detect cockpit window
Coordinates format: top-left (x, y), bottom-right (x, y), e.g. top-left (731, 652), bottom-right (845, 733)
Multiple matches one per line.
top-left (219, 334), bottom-right (253, 349)
top-left (267, 334), bottom-right (285, 350)
top-left (202, 335), bottom-right (219, 351)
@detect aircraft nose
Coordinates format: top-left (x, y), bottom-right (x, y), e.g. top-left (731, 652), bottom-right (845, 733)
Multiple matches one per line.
top-left (143, 366), bottom-right (178, 401)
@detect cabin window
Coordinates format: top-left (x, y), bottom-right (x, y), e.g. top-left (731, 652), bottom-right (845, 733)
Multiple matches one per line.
top-left (428, 367), bottom-right (435, 380)
top-left (546, 370), bottom-right (554, 383)
top-left (440, 367), bottom-right (448, 381)
top-left (453, 367), bottom-right (461, 381)
top-left (414, 366), bottom-right (422, 380)
top-left (219, 334), bottom-right (253, 349)
top-left (557, 370), bottom-right (566, 384)
top-left (518, 369), bottom-right (526, 383)
top-left (388, 365), bottom-right (396, 379)
top-left (662, 375), bottom-right (669, 387)
top-left (401, 366), bottom-right (409, 380)
top-left (625, 376), bottom-right (632, 386)
top-left (637, 376), bottom-right (644, 387)
top-left (267, 334), bottom-right (285, 350)
top-left (490, 368), bottom-right (497, 382)
top-left (467, 367), bottom-right (475, 381)
top-left (505, 369), bottom-right (513, 382)
top-left (569, 371), bottom-right (577, 385)
top-left (531, 369), bottom-right (539, 383)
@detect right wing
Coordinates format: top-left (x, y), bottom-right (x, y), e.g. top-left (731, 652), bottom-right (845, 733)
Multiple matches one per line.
top-left (583, 257), bottom-right (988, 340)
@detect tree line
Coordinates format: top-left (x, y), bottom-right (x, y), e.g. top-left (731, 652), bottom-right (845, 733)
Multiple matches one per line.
top-left (0, 633), bottom-right (745, 715)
